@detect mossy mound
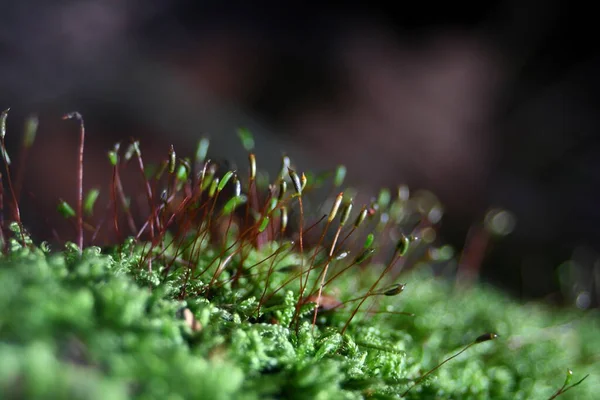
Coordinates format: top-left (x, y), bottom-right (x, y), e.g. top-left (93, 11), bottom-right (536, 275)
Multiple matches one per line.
top-left (1, 238), bottom-right (596, 399)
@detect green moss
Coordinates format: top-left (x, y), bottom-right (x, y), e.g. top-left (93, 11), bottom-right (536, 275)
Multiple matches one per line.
top-left (0, 113), bottom-right (596, 398)
top-left (0, 235), bottom-right (597, 399)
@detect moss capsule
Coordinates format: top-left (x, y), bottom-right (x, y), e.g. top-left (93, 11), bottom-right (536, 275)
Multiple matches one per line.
top-left (328, 193), bottom-right (344, 223)
top-left (354, 206), bottom-right (368, 228)
top-left (168, 145), bottom-right (176, 174)
top-left (288, 168), bottom-right (303, 196)
top-left (249, 153), bottom-right (256, 180)
top-left (474, 333), bottom-right (499, 343)
top-left (340, 200), bottom-right (353, 226)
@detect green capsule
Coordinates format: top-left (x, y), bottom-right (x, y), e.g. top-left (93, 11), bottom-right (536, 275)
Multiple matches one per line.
top-left (258, 216), bottom-right (270, 233)
top-left (83, 189), bottom-right (100, 217)
top-left (107, 150), bottom-right (118, 166)
top-left (57, 199), bottom-right (76, 219)
top-left (179, 158), bottom-right (191, 173)
top-left (218, 171), bottom-right (234, 192)
top-left (168, 145), bottom-right (176, 174)
top-left (176, 163), bottom-right (188, 182)
top-left (222, 195), bottom-right (247, 216)
top-left (340, 200), bottom-right (353, 226)
top-left (23, 114), bottom-right (39, 148)
top-left (237, 127), bottom-right (255, 151)
top-left (278, 240), bottom-right (295, 252)
top-left (354, 248), bottom-right (375, 264)
top-left (209, 178), bottom-right (220, 198)
top-left (328, 193), bottom-right (344, 223)
top-left (200, 174), bottom-right (213, 192)
top-left (474, 333), bottom-right (499, 343)
top-left (364, 233), bottom-right (375, 249)
top-left (377, 188), bottom-right (391, 209)
top-left (268, 197), bottom-right (278, 213)
top-left (195, 137), bottom-right (210, 164)
top-left (563, 369), bottom-right (573, 388)
top-left (200, 161), bottom-right (215, 191)
top-left (108, 143), bottom-right (121, 166)
top-left (334, 165), bottom-right (347, 187)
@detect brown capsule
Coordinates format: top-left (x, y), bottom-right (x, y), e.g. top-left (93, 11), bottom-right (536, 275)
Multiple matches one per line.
top-left (280, 206), bottom-right (288, 234)
top-left (354, 248), bottom-right (375, 264)
top-left (382, 283), bottom-right (406, 296)
top-left (278, 180), bottom-right (287, 202)
top-left (354, 206), bottom-right (368, 228)
top-left (301, 172), bottom-right (307, 191)
top-left (168, 145), bottom-right (176, 174)
top-left (340, 200), bottom-right (353, 226)
top-left (328, 192), bottom-right (344, 223)
top-left (249, 153), bottom-right (257, 180)
top-left (0, 108), bottom-right (9, 139)
top-left (288, 168), bottom-right (303, 195)
top-left (474, 333), bottom-right (499, 343)
top-left (396, 234), bottom-right (411, 256)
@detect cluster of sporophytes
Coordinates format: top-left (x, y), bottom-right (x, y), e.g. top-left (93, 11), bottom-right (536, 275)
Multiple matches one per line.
top-left (0, 109), bottom-right (597, 399)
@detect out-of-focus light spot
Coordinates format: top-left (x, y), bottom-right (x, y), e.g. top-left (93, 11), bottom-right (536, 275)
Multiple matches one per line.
top-left (439, 245), bottom-right (454, 260)
top-left (428, 245), bottom-right (454, 261)
top-left (421, 227), bottom-right (436, 243)
top-left (398, 184), bottom-right (410, 201)
top-left (380, 212), bottom-right (389, 224)
top-left (576, 291), bottom-right (591, 309)
top-left (428, 206), bottom-right (443, 224)
top-left (484, 208), bottom-right (516, 236)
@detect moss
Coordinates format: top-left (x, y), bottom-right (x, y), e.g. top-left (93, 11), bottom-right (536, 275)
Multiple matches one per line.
top-left (0, 227), bottom-right (597, 399)
top-left (0, 111), bottom-right (597, 398)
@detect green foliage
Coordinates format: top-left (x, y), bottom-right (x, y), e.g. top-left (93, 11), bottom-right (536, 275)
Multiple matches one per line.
top-left (1, 239), bottom-right (597, 399)
top-left (0, 245), bottom-right (246, 400)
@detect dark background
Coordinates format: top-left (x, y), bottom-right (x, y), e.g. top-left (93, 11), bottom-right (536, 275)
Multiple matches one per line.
top-left (1, 1), bottom-right (598, 307)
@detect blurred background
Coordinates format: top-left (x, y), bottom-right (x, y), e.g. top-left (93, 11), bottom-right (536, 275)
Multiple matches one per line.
top-left (1, 1), bottom-right (598, 307)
